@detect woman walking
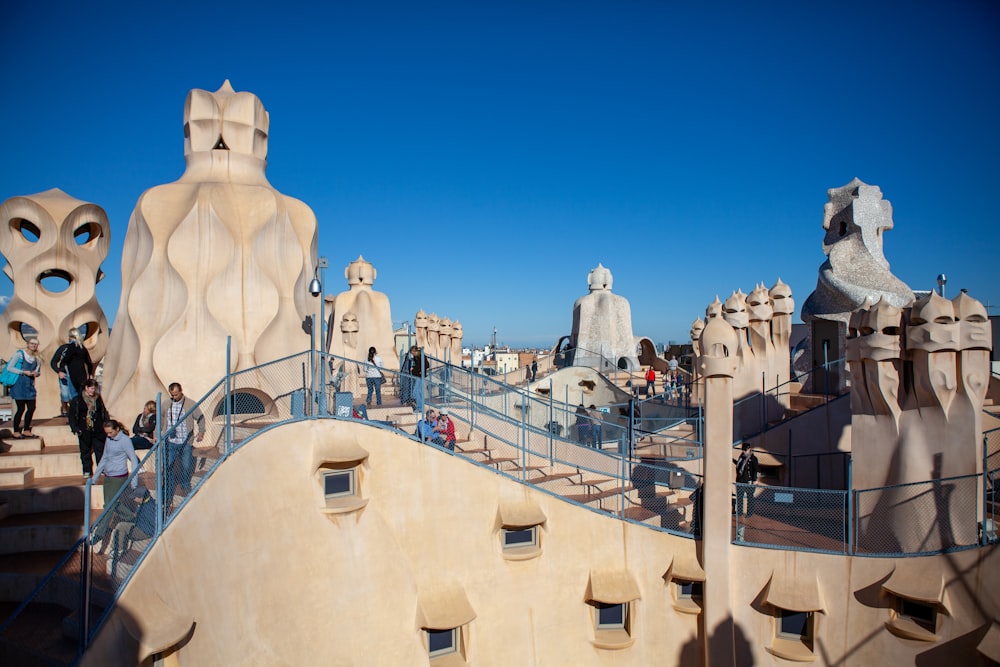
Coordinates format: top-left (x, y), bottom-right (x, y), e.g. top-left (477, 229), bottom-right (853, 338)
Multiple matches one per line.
top-left (365, 347), bottom-right (385, 407)
top-left (7, 337), bottom-right (41, 438)
top-left (68, 379), bottom-right (109, 478)
top-left (92, 419), bottom-right (139, 553)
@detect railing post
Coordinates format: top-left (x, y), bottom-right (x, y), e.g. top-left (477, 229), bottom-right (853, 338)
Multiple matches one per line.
top-left (80, 478), bottom-right (93, 651)
top-left (470, 370), bottom-right (476, 431)
top-left (548, 380), bottom-right (554, 467)
top-left (155, 392), bottom-right (163, 537)
top-left (225, 337), bottom-right (232, 456)
top-left (521, 396), bottom-right (527, 482)
top-left (309, 315), bottom-right (317, 418)
top-left (846, 455), bottom-right (853, 554)
top-left (983, 434), bottom-right (990, 546)
top-left (504, 368), bottom-right (508, 418)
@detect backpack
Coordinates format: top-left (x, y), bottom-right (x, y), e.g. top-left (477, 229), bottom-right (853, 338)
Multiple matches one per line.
top-left (1, 351), bottom-right (23, 388)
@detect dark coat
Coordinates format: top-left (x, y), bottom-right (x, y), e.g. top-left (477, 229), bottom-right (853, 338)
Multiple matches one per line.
top-left (68, 393), bottom-right (108, 435)
top-left (51, 342), bottom-right (94, 390)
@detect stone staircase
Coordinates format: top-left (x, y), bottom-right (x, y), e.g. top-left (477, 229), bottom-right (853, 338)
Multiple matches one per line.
top-left (0, 421), bottom-right (100, 602)
top-left (453, 430), bottom-right (698, 528)
top-left (0, 419), bottom-right (103, 665)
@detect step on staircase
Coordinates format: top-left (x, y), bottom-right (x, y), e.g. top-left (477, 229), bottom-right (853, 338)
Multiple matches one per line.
top-left (0, 417), bottom-right (102, 665)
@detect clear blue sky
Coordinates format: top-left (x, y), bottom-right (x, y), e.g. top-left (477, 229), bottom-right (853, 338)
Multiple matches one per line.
top-left (2, 1), bottom-right (997, 348)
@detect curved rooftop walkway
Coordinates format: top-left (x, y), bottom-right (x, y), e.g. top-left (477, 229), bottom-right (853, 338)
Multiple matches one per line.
top-left (1, 350), bottom-right (996, 664)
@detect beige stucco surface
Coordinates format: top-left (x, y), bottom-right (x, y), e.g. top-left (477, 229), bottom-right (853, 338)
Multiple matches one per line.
top-left (101, 82), bottom-right (317, 420)
top-left (0, 188), bottom-right (109, 417)
top-left (83, 417), bottom-right (1000, 666)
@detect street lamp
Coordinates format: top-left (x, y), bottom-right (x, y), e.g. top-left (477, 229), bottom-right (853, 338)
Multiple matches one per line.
top-left (936, 273), bottom-right (947, 298)
top-left (313, 256), bottom-right (329, 414)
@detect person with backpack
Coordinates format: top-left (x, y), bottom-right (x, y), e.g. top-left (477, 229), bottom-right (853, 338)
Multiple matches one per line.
top-left (51, 328), bottom-right (94, 415)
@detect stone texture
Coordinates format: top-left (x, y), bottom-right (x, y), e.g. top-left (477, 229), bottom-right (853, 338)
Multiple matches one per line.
top-left (0, 189), bottom-right (110, 418)
top-left (101, 81), bottom-right (317, 420)
top-left (325, 255), bottom-right (396, 375)
top-left (802, 178), bottom-right (914, 324)
top-left (570, 264), bottom-right (639, 371)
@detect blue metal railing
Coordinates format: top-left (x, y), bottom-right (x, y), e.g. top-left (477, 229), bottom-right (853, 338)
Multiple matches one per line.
top-left (2, 346), bottom-right (997, 664)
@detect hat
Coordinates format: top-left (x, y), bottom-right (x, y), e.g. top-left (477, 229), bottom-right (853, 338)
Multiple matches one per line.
top-left (440, 409), bottom-right (449, 415)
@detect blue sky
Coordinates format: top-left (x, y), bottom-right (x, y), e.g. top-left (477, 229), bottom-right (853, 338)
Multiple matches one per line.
top-left (2, 1), bottom-right (997, 348)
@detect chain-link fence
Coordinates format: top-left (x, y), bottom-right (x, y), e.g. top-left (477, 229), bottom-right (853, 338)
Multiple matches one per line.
top-left (3, 347), bottom-right (996, 662)
top-left (733, 483), bottom-right (848, 553)
top-left (854, 473), bottom-right (982, 555)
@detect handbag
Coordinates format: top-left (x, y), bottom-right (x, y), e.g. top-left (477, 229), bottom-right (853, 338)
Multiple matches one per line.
top-left (1, 352), bottom-right (22, 388)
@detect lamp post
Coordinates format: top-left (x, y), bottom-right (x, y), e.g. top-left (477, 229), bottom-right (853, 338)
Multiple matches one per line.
top-left (309, 256), bottom-right (329, 415)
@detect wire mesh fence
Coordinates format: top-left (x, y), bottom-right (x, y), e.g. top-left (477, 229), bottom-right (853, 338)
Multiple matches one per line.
top-left (3, 346), bottom-right (997, 663)
top-left (854, 473), bottom-right (982, 556)
top-left (986, 468), bottom-right (999, 545)
top-left (733, 483), bottom-right (848, 553)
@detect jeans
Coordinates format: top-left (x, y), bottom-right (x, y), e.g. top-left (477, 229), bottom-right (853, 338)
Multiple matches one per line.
top-left (167, 438), bottom-right (194, 493)
top-left (736, 483), bottom-right (756, 517)
top-left (366, 377), bottom-right (382, 405)
top-left (400, 375), bottom-right (413, 405)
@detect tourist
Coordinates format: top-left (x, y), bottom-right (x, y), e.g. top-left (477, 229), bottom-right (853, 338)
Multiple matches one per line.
top-left (51, 327), bottom-right (94, 396)
top-left (644, 367), bottom-right (656, 398)
top-left (402, 345), bottom-right (427, 408)
top-left (365, 346), bottom-right (385, 407)
top-left (68, 379), bottom-right (109, 478)
top-left (100, 485), bottom-right (156, 559)
top-left (95, 420), bottom-right (140, 508)
top-left (131, 400), bottom-right (157, 450)
top-left (438, 410), bottom-right (457, 450)
top-left (668, 355), bottom-right (679, 374)
top-left (417, 408), bottom-right (445, 446)
top-left (735, 444), bottom-right (759, 518)
top-left (7, 337), bottom-right (41, 438)
top-left (163, 382), bottom-right (206, 495)
top-left (531, 359), bottom-right (538, 382)
top-left (587, 404), bottom-right (602, 448)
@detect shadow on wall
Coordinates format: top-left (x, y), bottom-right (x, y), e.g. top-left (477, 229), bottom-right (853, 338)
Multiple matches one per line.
top-left (677, 617), bottom-right (756, 666)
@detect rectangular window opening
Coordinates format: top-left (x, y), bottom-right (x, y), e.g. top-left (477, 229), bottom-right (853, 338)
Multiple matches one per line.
top-left (426, 627), bottom-right (458, 658)
top-left (899, 598), bottom-right (936, 632)
top-left (502, 526), bottom-right (537, 548)
top-left (676, 579), bottom-right (703, 601)
top-left (595, 602), bottom-right (628, 630)
top-left (777, 609), bottom-right (814, 647)
top-left (323, 470), bottom-right (355, 498)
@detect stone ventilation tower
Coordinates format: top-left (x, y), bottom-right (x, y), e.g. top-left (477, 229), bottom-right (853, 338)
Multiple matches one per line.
top-left (801, 178), bottom-right (914, 392)
top-left (325, 256), bottom-right (395, 368)
top-left (0, 189), bottom-right (110, 417)
top-left (692, 279), bottom-right (793, 439)
top-left (570, 263), bottom-right (639, 370)
top-left (101, 81), bottom-right (318, 419)
top-left (847, 290), bottom-right (992, 553)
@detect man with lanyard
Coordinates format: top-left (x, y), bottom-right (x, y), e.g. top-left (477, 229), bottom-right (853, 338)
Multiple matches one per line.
top-left (163, 382), bottom-right (206, 499)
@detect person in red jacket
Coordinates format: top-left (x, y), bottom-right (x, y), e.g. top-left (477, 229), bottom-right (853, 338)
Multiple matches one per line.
top-left (437, 410), bottom-right (457, 451)
top-left (644, 367), bottom-right (656, 398)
